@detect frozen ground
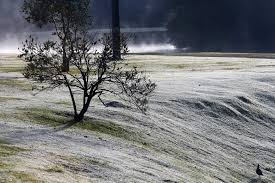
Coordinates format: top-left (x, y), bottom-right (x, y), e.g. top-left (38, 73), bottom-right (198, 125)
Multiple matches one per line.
top-left (0, 54), bottom-right (275, 182)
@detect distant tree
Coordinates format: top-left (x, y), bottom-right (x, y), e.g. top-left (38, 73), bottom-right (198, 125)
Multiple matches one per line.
top-left (112, 0), bottom-right (121, 60)
top-left (19, 0), bottom-right (156, 122)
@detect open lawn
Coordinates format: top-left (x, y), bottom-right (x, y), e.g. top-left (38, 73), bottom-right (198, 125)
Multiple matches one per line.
top-left (0, 53), bottom-right (275, 182)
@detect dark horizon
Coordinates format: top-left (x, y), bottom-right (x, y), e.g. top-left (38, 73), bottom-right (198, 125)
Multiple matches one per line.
top-left (1, 0), bottom-right (275, 53)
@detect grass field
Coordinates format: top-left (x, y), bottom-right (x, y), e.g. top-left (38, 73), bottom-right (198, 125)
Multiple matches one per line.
top-left (0, 53), bottom-right (275, 182)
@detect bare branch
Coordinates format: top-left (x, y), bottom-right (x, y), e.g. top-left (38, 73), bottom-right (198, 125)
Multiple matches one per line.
top-left (98, 92), bottom-right (108, 107)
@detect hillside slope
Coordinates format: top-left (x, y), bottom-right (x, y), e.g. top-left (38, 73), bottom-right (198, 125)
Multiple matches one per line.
top-left (0, 54), bottom-right (275, 182)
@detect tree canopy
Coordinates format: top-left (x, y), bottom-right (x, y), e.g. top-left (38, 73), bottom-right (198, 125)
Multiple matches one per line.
top-left (22, 0), bottom-right (91, 71)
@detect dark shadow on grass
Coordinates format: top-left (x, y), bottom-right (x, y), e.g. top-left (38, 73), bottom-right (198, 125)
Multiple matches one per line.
top-left (248, 178), bottom-right (268, 183)
top-left (2, 128), bottom-right (56, 144)
top-left (53, 119), bottom-right (79, 132)
top-left (16, 107), bottom-right (147, 145)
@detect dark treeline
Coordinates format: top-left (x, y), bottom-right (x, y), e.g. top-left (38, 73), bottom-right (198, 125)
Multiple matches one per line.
top-left (92, 0), bottom-right (167, 28)
top-left (1, 0), bottom-right (275, 52)
top-left (91, 0), bottom-right (275, 52)
top-left (0, 0), bottom-right (167, 39)
top-left (167, 0), bottom-right (275, 52)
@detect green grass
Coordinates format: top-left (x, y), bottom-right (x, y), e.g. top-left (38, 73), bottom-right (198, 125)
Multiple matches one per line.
top-left (164, 64), bottom-right (188, 69)
top-left (0, 79), bottom-right (32, 91)
top-left (10, 172), bottom-right (42, 183)
top-left (0, 143), bottom-right (25, 158)
top-left (0, 172), bottom-right (43, 183)
top-left (123, 62), bottom-right (146, 69)
top-left (0, 164), bottom-right (14, 183)
top-left (77, 118), bottom-right (138, 142)
top-left (18, 108), bottom-right (70, 127)
top-left (68, 67), bottom-right (81, 75)
top-left (132, 52), bottom-right (275, 59)
top-left (0, 112), bottom-right (9, 119)
top-left (163, 61), bottom-right (240, 70)
top-left (17, 107), bottom-right (146, 145)
top-left (52, 100), bottom-right (71, 106)
top-left (87, 158), bottom-right (110, 167)
top-left (84, 157), bottom-right (115, 170)
top-left (58, 155), bottom-right (115, 174)
top-left (68, 67), bottom-right (97, 76)
top-left (0, 67), bottom-right (23, 73)
top-left (0, 161), bottom-right (11, 169)
top-left (0, 139), bottom-right (40, 182)
top-left (0, 138), bottom-right (9, 145)
top-left (13, 107), bottom-right (154, 152)
top-left (45, 166), bottom-right (64, 173)
top-left (0, 96), bottom-right (26, 102)
top-left (0, 138), bottom-right (26, 158)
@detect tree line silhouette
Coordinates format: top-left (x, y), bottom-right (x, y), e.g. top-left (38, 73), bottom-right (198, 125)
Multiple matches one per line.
top-left (167, 0), bottom-right (275, 52)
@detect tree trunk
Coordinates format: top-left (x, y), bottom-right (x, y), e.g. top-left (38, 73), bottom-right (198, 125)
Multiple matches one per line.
top-left (62, 60), bottom-right (69, 72)
top-left (74, 114), bottom-right (84, 122)
top-left (112, 0), bottom-right (121, 60)
top-left (74, 95), bottom-right (93, 122)
top-left (62, 50), bottom-right (69, 72)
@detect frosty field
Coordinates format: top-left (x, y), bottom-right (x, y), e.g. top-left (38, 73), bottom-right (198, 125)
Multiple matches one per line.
top-left (0, 54), bottom-right (275, 183)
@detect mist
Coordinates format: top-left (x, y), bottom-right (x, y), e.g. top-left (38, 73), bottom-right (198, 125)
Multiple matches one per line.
top-left (0, 0), bottom-right (172, 54)
top-left (0, 0), bottom-right (33, 53)
top-left (2, 1), bottom-right (275, 53)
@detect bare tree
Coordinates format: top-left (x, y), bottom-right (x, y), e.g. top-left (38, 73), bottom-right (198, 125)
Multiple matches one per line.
top-left (19, 1), bottom-right (156, 122)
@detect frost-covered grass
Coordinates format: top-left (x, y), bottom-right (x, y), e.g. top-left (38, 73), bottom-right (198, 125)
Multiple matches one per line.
top-left (0, 54), bottom-right (24, 73)
top-left (0, 138), bottom-right (37, 183)
top-left (126, 54), bottom-right (275, 72)
top-left (135, 52), bottom-right (275, 59)
top-left (0, 96), bottom-right (25, 102)
top-left (0, 79), bottom-right (31, 90)
top-left (0, 138), bottom-right (25, 158)
top-left (15, 107), bottom-right (148, 146)
top-left (44, 166), bottom-right (64, 173)
top-left (0, 67), bottom-right (23, 73)
top-left (1, 54), bottom-right (275, 182)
